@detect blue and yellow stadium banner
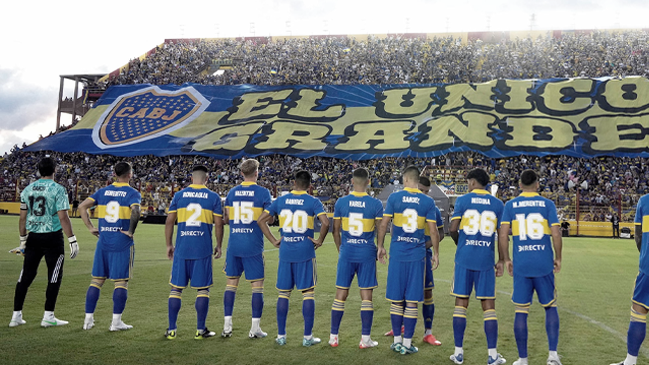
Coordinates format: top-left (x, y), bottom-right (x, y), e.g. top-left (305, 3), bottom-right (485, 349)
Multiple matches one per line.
top-left (26, 78), bottom-right (649, 159)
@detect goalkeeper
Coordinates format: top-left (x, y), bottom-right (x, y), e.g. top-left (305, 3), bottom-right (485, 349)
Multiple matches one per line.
top-left (9, 157), bottom-right (79, 328)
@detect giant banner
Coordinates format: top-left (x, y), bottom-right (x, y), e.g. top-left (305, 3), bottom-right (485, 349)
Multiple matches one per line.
top-left (26, 78), bottom-right (649, 159)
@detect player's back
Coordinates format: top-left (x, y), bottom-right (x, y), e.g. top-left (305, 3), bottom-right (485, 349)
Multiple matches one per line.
top-left (334, 192), bottom-right (383, 262)
top-left (453, 189), bottom-right (504, 271)
top-left (272, 191), bottom-right (325, 262)
top-left (503, 192), bottom-right (559, 277)
top-left (90, 183), bottom-right (141, 251)
top-left (225, 182), bottom-right (272, 257)
top-left (169, 184), bottom-right (222, 260)
top-left (385, 187), bottom-right (436, 261)
top-left (21, 179), bottom-right (69, 233)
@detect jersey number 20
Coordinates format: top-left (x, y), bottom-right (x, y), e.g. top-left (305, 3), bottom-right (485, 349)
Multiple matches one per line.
top-left (280, 209), bottom-right (308, 234)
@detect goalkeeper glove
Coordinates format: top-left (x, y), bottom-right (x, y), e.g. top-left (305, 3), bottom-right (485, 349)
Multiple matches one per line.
top-left (9, 235), bottom-right (27, 256)
top-left (68, 235), bottom-right (79, 259)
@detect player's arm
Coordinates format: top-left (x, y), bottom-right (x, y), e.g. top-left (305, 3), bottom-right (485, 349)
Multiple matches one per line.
top-left (428, 220), bottom-right (440, 270)
top-left (258, 211), bottom-right (280, 247)
top-left (58, 209), bottom-right (78, 259)
top-left (123, 204), bottom-right (141, 237)
top-left (438, 226), bottom-right (445, 242)
top-left (550, 225), bottom-right (563, 274)
top-left (165, 212), bottom-right (177, 260)
top-left (497, 223), bottom-right (512, 276)
top-left (11, 205), bottom-right (28, 255)
top-left (223, 207), bottom-right (230, 225)
top-left (333, 218), bottom-right (342, 253)
top-left (78, 198), bottom-right (99, 237)
top-left (377, 215), bottom-right (390, 264)
top-left (449, 218), bottom-right (460, 245)
top-left (636, 225), bottom-right (643, 252)
top-left (214, 214), bottom-right (224, 259)
top-left (311, 213), bottom-right (330, 249)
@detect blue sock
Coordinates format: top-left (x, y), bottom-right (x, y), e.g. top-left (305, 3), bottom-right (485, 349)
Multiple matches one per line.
top-left (113, 285), bottom-right (128, 314)
top-left (361, 300), bottom-right (373, 336)
top-left (168, 287), bottom-right (183, 330)
top-left (484, 309), bottom-right (498, 349)
top-left (545, 306), bottom-right (560, 352)
top-left (453, 306), bottom-right (468, 347)
top-left (514, 307), bottom-right (530, 358)
top-left (403, 306), bottom-right (418, 340)
top-left (224, 285), bottom-right (237, 317)
top-left (85, 284), bottom-right (101, 313)
top-left (628, 308), bottom-right (647, 356)
top-left (196, 289), bottom-right (210, 330)
top-left (303, 292), bottom-right (315, 336)
top-left (423, 297), bottom-right (435, 332)
top-left (252, 287), bottom-right (264, 319)
top-left (390, 302), bottom-right (404, 338)
top-left (277, 292), bottom-right (290, 336)
top-left (330, 299), bottom-right (345, 335)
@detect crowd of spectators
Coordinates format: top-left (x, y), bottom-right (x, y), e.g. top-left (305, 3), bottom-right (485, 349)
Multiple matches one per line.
top-left (1, 149), bottom-right (645, 221)
top-left (106, 30), bottom-right (649, 86)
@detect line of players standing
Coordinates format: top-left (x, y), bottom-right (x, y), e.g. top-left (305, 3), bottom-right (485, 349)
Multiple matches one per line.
top-left (8, 157), bottom-right (649, 365)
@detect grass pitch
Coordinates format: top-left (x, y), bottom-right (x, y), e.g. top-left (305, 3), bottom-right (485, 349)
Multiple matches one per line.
top-left (0, 215), bottom-right (642, 364)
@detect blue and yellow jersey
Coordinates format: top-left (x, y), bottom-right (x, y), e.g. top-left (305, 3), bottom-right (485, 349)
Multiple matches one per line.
top-left (425, 207), bottom-right (444, 255)
top-left (635, 194), bottom-right (649, 274)
top-left (88, 183), bottom-right (141, 251)
top-left (265, 190), bottom-right (326, 263)
top-left (20, 179), bottom-right (70, 233)
top-left (501, 192), bottom-right (559, 277)
top-left (451, 189), bottom-right (504, 271)
top-left (384, 187), bottom-right (437, 262)
top-left (168, 184), bottom-right (223, 260)
top-left (225, 182), bottom-right (272, 257)
top-left (333, 191), bottom-right (383, 262)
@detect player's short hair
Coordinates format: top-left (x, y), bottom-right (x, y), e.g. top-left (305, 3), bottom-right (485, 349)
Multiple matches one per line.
top-left (192, 165), bottom-right (209, 183)
top-left (38, 157), bottom-right (56, 177)
top-left (520, 169), bottom-right (538, 186)
top-left (294, 170), bottom-right (311, 189)
top-left (466, 168), bottom-right (489, 187)
top-left (240, 159), bottom-right (259, 178)
top-left (193, 165), bottom-right (208, 173)
top-left (114, 162), bottom-right (132, 177)
top-left (419, 176), bottom-right (431, 187)
top-left (403, 165), bottom-right (420, 182)
top-left (352, 168), bottom-right (369, 181)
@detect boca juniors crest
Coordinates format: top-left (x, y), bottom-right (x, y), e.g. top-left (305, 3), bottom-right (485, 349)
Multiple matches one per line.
top-left (91, 86), bottom-right (210, 149)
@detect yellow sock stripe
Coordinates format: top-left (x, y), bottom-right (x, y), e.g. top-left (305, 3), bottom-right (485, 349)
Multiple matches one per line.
top-left (361, 300), bottom-right (373, 311)
top-left (453, 306), bottom-right (467, 318)
top-left (90, 279), bottom-right (104, 288)
top-left (390, 303), bottom-right (404, 316)
top-left (515, 306), bottom-right (530, 314)
top-left (631, 309), bottom-right (647, 323)
top-left (169, 295), bottom-right (182, 299)
top-left (252, 287), bottom-right (264, 294)
top-left (225, 285), bottom-right (238, 292)
top-left (332, 300), bottom-right (345, 311)
top-left (278, 290), bottom-right (291, 299)
top-left (404, 307), bottom-right (418, 319)
top-left (303, 292), bottom-right (315, 300)
top-left (115, 286), bottom-right (128, 290)
top-left (424, 298), bottom-right (434, 305)
top-left (197, 289), bottom-right (209, 297)
top-left (483, 309), bottom-right (497, 321)
top-left (90, 284), bottom-right (103, 289)
top-left (170, 288), bottom-right (183, 298)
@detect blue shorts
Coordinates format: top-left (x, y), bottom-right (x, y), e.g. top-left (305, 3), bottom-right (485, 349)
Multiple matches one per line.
top-left (632, 272), bottom-right (649, 309)
top-left (512, 272), bottom-right (556, 307)
top-left (335, 259), bottom-right (378, 290)
top-left (276, 258), bottom-right (317, 291)
top-left (425, 250), bottom-right (435, 290)
top-left (451, 264), bottom-right (495, 300)
top-left (223, 252), bottom-right (265, 282)
top-left (170, 255), bottom-right (213, 289)
top-left (386, 258), bottom-right (425, 303)
top-left (92, 245), bottom-right (134, 281)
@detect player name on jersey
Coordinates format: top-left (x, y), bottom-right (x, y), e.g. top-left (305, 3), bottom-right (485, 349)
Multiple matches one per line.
top-left (182, 191), bottom-right (209, 199)
top-left (234, 190), bottom-right (255, 196)
top-left (285, 198), bottom-right (304, 205)
top-left (349, 201), bottom-right (365, 208)
top-left (471, 197), bottom-right (490, 205)
top-left (104, 190), bottom-right (127, 197)
top-left (403, 196), bottom-right (420, 204)
top-left (513, 200), bottom-right (546, 208)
